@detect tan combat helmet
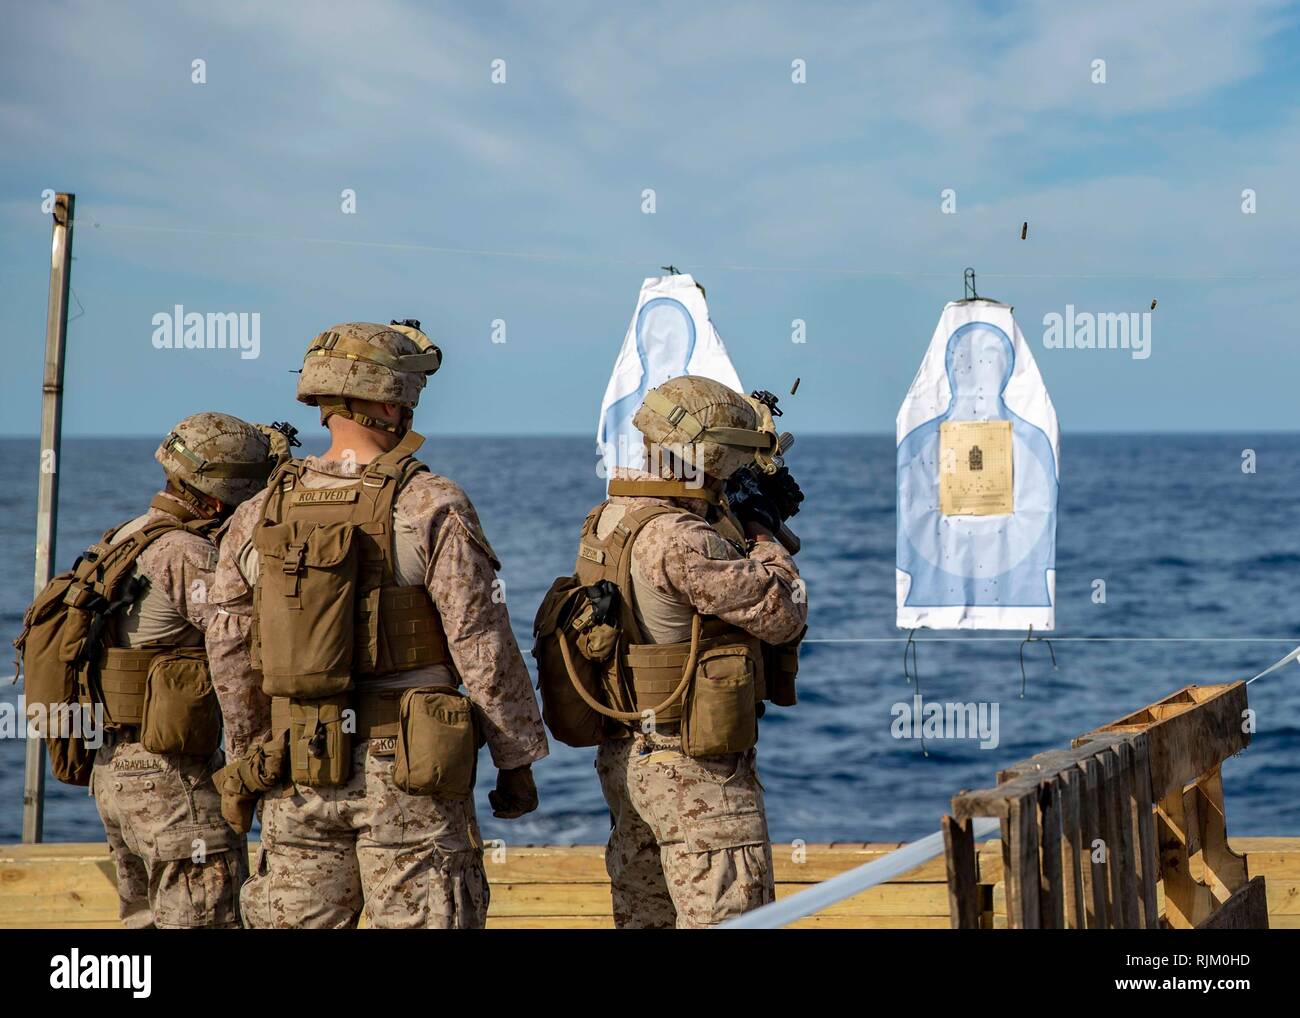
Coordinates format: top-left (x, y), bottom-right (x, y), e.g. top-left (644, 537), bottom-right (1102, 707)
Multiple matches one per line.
top-left (155, 412), bottom-right (282, 510)
top-left (296, 320), bottom-right (442, 433)
top-left (632, 376), bottom-right (778, 482)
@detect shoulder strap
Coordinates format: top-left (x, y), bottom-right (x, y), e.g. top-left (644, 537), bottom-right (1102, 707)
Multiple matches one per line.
top-left (95, 516), bottom-right (196, 601)
top-left (360, 430), bottom-right (425, 486)
top-left (603, 504), bottom-right (686, 643)
top-left (606, 478), bottom-right (722, 505)
top-left (259, 457), bottom-right (307, 527)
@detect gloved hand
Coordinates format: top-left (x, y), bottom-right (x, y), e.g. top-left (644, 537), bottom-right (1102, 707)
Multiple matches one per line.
top-left (760, 466), bottom-right (804, 520)
top-left (734, 486), bottom-right (782, 535)
top-left (489, 764), bottom-right (539, 819)
top-left (213, 732), bottom-right (288, 834)
top-left (213, 762), bottom-right (259, 834)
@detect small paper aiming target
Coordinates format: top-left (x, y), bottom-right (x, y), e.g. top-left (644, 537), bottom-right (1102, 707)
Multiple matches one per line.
top-left (939, 420), bottom-right (1013, 516)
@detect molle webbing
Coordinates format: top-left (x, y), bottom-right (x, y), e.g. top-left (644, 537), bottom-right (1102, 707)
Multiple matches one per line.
top-left (358, 586), bottom-right (451, 673)
top-left (93, 648), bottom-right (160, 726)
top-left (624, 623), bottom-right (759, 725)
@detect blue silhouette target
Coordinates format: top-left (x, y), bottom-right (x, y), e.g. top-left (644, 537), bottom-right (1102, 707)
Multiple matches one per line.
top-left (896, 300), bottom-right (1059, 630)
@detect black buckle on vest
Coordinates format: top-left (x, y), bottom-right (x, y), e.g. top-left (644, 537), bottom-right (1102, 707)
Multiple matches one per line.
top-left (581, 580), bottom-right (619, 627)
top-left (283, 544), bottom-right (305, 574)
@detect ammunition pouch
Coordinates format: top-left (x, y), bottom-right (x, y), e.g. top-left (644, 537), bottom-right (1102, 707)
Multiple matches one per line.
top-left (393, 686), bottom-right (478, 799)
top-left (287, 692), bottom-right (354, 787)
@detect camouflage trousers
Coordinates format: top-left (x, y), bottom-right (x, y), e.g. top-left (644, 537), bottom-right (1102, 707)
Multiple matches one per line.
top-left (596, 732), bottom-right (774, 928)
top-left (92, 733), bottom-right (246, 928)
top-left (242, 741), bottom-right (489, 929)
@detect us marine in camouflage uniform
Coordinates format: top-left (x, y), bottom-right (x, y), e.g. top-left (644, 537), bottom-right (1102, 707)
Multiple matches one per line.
top-left (208, 320), bottom-right (548, 929)
top-left (92, 413), bottom-right (281, 928)
top-left (590, 377), bottom-right (807, 928)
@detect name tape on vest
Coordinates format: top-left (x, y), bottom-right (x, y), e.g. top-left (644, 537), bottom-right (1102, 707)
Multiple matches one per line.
top-left (290, 489), bottom-right (361, 506)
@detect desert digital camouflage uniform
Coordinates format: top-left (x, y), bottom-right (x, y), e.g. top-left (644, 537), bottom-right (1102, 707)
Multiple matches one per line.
top-left (92, 413), bottom-right (279, 929)
top-left (207, 321), bottom-right (548, 929)
top-left (592, 467), bottom-right (807, 928)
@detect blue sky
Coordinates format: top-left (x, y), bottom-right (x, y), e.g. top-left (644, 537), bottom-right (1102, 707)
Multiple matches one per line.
top-left (1, 0), bottom-right (1298, 436)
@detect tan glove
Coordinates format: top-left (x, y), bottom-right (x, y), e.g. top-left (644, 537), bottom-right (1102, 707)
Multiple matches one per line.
top-left (488, 764), bottom-right (538, 819)
top-left (213, 762), bottom-right (258, 834)
top-left (214, 732), bottom-right (289, 834)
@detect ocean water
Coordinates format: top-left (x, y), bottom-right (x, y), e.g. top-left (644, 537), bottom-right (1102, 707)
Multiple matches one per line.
top-left (1, 434), bottom-right (1297, 847)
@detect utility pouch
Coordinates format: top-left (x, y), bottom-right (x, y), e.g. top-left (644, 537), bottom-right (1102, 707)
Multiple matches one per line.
top-left (254, 520), bottom-right (358, 698)
top-left (393, 687), bottom-right (477, 799)
top-left (532, 575), bottom-right (608, 748)
top-left (680, 645), bottom-right (759, 758)
top-left (288, 693), bottom-right (354, 786)
top-left (572, 581), bottom-right (620, 663)
top-left (139, 648), bottom-right (221, 756)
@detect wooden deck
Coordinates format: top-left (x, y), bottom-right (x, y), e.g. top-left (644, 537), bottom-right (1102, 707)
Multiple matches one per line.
top-left (3, 838), bottom-right (1299, 928)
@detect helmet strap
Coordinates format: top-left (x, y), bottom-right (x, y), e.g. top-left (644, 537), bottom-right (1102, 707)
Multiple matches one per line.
top-left (318, 397), bottom-right (405, 435)
top-left (164, 478), bottom-right (221, 521)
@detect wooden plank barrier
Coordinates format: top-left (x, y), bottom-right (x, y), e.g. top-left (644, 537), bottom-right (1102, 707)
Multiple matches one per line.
top-left (943, 682), bottom-right (1268, 929)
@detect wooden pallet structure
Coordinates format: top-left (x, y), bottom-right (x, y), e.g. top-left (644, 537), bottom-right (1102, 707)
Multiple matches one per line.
top-left (942, 682), bottom-right (1267, 929)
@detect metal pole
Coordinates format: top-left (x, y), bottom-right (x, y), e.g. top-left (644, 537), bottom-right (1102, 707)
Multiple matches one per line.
top-left (22, 192), bottom-right (75, 843)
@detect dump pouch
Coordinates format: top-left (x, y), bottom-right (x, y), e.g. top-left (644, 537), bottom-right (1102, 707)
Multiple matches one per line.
top-left (288, 693), bottom-right (354, 786)
top-left (762, 627), bottom-right (804, 708)
top-left (139, 648), bottom-right (222, 757)
top-left (49, 733), bottom-right (97, 786)
top-left (393, 686), bottom-right (477, 799)
top-left (680, 644), bottom-right (759, 758)
top-left (532, 575), bottom-right (608, 748)
top-left (253, 519), bottom-right (358, 698)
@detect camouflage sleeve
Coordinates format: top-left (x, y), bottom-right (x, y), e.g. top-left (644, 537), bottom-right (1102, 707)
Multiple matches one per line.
top-left (649, 515), bottom-right (807, 645)
top-left (206, 495), bottom-right (272, 758)
top-left (138, 531), bottom-right (217, 634)
top-left (417, 485), bottom-right (548, 771)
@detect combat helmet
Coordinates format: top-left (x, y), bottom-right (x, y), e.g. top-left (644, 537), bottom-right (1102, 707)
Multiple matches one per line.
top-left (296, 320), bottom-right (442, 433)
top-left (155, 412), bottom-right (283, 510)
top-left (632, 376), bottom-right (778, 482)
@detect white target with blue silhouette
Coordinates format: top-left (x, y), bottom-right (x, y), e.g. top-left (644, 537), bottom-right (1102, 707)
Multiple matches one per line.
top-left (896, 299), bottom-right (1059, 630)
top-left (597, 273), bottom-right (744, 481)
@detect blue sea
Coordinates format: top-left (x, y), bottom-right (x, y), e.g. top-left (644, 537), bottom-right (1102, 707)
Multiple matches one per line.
top-left (2, 435), bottom-right (1298, 846)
